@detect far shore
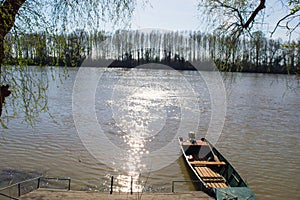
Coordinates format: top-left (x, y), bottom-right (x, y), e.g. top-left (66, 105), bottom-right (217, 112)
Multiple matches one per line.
top-left (4, 57), bottom-right (299, 75)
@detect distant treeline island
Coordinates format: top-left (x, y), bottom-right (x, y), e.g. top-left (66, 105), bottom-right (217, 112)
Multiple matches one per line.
top-left (4, 30), bottom-right (299, 74)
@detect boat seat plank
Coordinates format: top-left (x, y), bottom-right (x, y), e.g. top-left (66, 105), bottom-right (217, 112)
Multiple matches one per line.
top-left (195, 167), bottom-right (222, 178)
top-left (195, 167), bottom-right (228, 188)
top-left (206, 181), bottom-right (227, 188)
top-left (195, 167), bottom-right (207, 178)
top-left (202, 178), bottom-right (224, 182)
top-left (204, 167), bottom-right (218, 178)
top-left (206, 182), bottom-right (214, 188)
top-left (203, 167), bottom-right (214, 178)
top-left (217, 182), bottom-right (228, 188)
top-left (190, 161), bottom-right (226, 166)
top-left (182, 140), bottom-right (208, 146)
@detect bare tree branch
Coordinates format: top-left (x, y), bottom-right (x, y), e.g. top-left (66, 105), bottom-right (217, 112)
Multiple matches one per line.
top-left (215, 0), bottom-right (244, 27)
top-left (271, 10), bottom-right (300, 37)
top-left (242, 0), bottom-right (266, 29)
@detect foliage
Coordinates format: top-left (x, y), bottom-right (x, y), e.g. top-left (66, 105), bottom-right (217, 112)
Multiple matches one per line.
top-left (1, 0), bottom-right (137, 34)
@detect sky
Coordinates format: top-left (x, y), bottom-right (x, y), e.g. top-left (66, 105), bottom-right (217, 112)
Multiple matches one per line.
top-left (131, 0), bottom-right (202, 31)
top-left (103, 0), bottom-right (299, 41)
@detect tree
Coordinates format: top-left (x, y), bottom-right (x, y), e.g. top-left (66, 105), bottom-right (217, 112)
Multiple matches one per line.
top-left (0, 0), bottom-right (136, 119)
top-left (199, 0), bottom-right (300, 38)
top-left (0, 0), bottom-right (26, 69)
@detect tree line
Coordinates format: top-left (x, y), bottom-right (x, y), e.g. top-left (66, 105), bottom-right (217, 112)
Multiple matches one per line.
top-left (3, 29), bottom-right (300, 74)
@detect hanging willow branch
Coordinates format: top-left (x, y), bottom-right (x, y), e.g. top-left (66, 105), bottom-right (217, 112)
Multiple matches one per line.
top-left (0, 0), bottom-right (138, 124)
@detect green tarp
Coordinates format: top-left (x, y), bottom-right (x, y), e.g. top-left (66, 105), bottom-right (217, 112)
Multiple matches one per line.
top-left (215, 187), bottom-right (257, 200)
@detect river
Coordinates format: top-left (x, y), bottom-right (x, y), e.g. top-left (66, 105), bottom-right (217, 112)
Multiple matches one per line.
top-left (0, 66), bottom-right (299, 199)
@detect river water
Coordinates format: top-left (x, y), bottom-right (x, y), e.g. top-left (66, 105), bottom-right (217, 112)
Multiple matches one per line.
top-left (0, 67), bottom-right (299, 199)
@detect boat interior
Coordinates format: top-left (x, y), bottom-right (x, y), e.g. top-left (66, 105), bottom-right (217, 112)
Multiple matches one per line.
top-left (182, 138), bottom-right (247, 189)
top-left (182, 141), bottom-right (228, 188)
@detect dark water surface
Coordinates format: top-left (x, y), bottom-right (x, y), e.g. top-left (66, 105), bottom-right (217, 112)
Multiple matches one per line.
top-left (0, 67), bottom-right (299, 199)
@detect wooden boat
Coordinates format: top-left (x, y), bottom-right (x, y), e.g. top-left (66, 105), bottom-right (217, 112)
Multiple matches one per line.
top-left (179, 132), bottom-right (257, 200)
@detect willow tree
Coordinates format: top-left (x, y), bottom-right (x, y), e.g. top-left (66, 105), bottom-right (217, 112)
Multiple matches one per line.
top-left (0, 0), bottom-right (136, 121)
